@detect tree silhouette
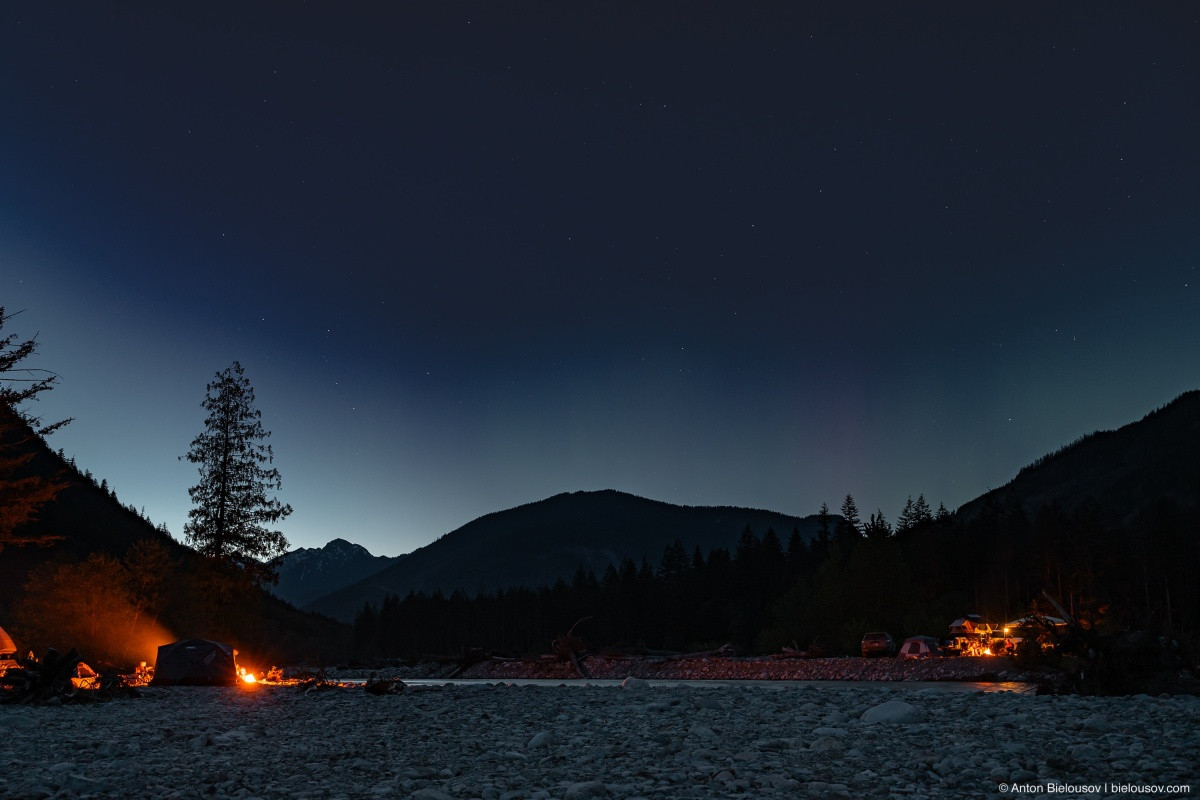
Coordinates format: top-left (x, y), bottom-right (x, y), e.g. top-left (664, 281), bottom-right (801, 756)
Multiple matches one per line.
top-left (912, 494), bottom-right (933, 527)
top-left (896, 496), bottom-right (915, 532)
top-left (182, 361), bottom-right (292, 583)
top-left (863, 509), bottom-right (892, 539)
top-left (836, 494), bottom-right (862, 549)
top-left (0, 307), bottom-right (70, 553)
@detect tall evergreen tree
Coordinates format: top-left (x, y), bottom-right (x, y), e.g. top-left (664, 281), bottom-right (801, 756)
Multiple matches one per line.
top-left (896, 496), bottom-right (916, 534)
top-left (734, 524), bottom-right (760, 562)
top-left (182, 361), bottom-right (292, 583)
top-left (913, 494), bottom-right (934, 527)
top-left (838, 494), bottom-right (861, 538)
top-left (810, 501), bottom-right (832, 564)
top-left (0, 307), bottom-right (70, 553)
top-left (658, 538), bottom-right (689, 578)
top-left (816, 502), bottom-right (832, 541)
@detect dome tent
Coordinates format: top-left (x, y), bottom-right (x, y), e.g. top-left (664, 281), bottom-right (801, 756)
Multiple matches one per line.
top-left (898, 635), bottom-right (942, 659)
top-left (0, 625), bottom-right (16, 656)
top-left (0, 625), bottom-right (17, 673)
top-left (151, 638), bottom-right (239, 686)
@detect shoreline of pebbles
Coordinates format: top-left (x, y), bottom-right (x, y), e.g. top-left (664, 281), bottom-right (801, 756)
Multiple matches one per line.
top-left (461, 654), bottom-right (1022, 683)
top-left (319, 654), bottom-right (1037, 686)
top-left (3, 679), bottom-right (1198, 799)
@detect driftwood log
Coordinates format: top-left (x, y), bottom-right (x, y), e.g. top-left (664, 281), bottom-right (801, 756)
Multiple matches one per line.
top-left (551, 617), bottom-right (592, 678)
top-left (363, 677), bottom-right (406, 695)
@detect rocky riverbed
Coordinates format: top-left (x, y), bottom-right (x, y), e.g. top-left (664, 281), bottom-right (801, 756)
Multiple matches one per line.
top-left (3, 680), bottom-right (1197, 799)
top-left (459, 654), bottom-right (1022, 684)
top-left (318, 654), bottom-right (1030, 684)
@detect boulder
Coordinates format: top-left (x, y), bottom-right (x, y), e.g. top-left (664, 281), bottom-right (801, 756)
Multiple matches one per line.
top-left (860, 700), bottom-right (923, 725)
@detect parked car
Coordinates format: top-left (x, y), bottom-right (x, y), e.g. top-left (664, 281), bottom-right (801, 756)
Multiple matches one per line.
top-left (861, 631), bottom-right (897, 657)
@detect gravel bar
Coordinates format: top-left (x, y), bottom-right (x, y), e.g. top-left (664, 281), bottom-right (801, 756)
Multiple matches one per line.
top-left (3, 681), bottom-right (1198, 799)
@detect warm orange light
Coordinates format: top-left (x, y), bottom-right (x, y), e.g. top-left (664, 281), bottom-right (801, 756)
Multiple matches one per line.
top-left (239, 668), bottom-right (257, 684)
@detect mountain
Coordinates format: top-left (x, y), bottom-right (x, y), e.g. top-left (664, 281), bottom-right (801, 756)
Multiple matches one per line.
top-left (956, 390), bottom-right (1200, 523)
top-left (270, 539), bottom-right (402, 609)
top-left (305, 489), bottom-right (825, 622)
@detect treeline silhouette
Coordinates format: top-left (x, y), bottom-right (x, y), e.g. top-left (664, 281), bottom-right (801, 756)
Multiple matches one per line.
top-left (351, 492), bottom-right (1200, 661)
top-left (55, 447), bottom-right (172, 537)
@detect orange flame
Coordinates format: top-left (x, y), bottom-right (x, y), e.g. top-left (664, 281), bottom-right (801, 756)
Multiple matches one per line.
top-left (239, 667), bottom-right (257, 684)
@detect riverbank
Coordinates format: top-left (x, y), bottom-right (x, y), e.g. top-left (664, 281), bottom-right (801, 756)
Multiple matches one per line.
top-left (317, 654), bottom-right (1033, 685)
top-left (4, 681), bottom-right (1197, 799)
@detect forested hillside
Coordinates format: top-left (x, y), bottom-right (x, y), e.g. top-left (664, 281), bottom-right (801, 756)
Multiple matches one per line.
top-left (0, 410), bottom-right (347, 668)
top-left (351, 393), bottom-right (1200, 661)
top-left (352, 487), bottom-right (1199, 660)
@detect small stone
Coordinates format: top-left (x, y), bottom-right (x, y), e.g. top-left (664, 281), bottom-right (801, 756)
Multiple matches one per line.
top-left (527, 731), bottom-right (555, 749)
top-left (810, 736), bottom-right (843, 752)
top-left (860, 700), bottom-right (923, 725)
top-left (410, 790), bottom-right (455, 800)
top-left (811, 726), bottom-right (847, 737)
top-left (806, 781), bottom-right (852, 798)
top-left (562, 781), bottom-right (609, 799)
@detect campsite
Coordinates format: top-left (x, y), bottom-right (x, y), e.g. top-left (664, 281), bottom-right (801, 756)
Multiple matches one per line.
top-left (0, 605), bottom-right (1174, 698)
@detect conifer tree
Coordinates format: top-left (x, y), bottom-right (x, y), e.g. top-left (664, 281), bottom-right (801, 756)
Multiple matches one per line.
top-left (810, 501), bottom-right (832, 564)
top-left (0, 307), bottom-right (70, 553)
top-left (816, 502), bottom-right (832, 541)
top-left (182, 361), bottom-right (292, 583)
top-left (838, 494), bottom-right (861, 538)
top-left (896, 496), bottom-right (916, 533)
top-left (913, 494), bottom-right (934, 526)
top-left (863, 509), bottom-right (893, 539)
top-left (657, 538), bottom-right (689, 578)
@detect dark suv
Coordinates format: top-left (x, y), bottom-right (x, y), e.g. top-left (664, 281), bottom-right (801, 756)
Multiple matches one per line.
top-left (861, 631), bottom-right (897, 657)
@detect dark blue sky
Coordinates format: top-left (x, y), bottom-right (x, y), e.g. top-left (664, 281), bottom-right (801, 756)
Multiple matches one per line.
top-left (3, 3), bottom-right (1197, 556)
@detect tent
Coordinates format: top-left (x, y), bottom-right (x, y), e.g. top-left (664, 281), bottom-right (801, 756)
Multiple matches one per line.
top-left (898, 635), bottom-right (941, 659)
top-left (0, 625), bottom-right (17, 673)
top-left (0, 625), bottom-right (16, 657)
top-left (151, 639), bottom-right (239, 686)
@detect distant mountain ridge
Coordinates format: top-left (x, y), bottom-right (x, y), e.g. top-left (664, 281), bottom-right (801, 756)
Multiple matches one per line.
top-left (9, 389), bottom-right (1199, 643)
top-left (957, 390), bottom-right (1200, 523)
top-left (270, 538), bottom-right (402, 609)
top-left (305, 489), bottom-right (825, 622)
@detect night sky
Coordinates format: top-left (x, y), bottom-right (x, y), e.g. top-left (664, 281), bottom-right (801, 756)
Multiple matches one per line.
top-left (3, 4), bottom-right (1197, 558)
